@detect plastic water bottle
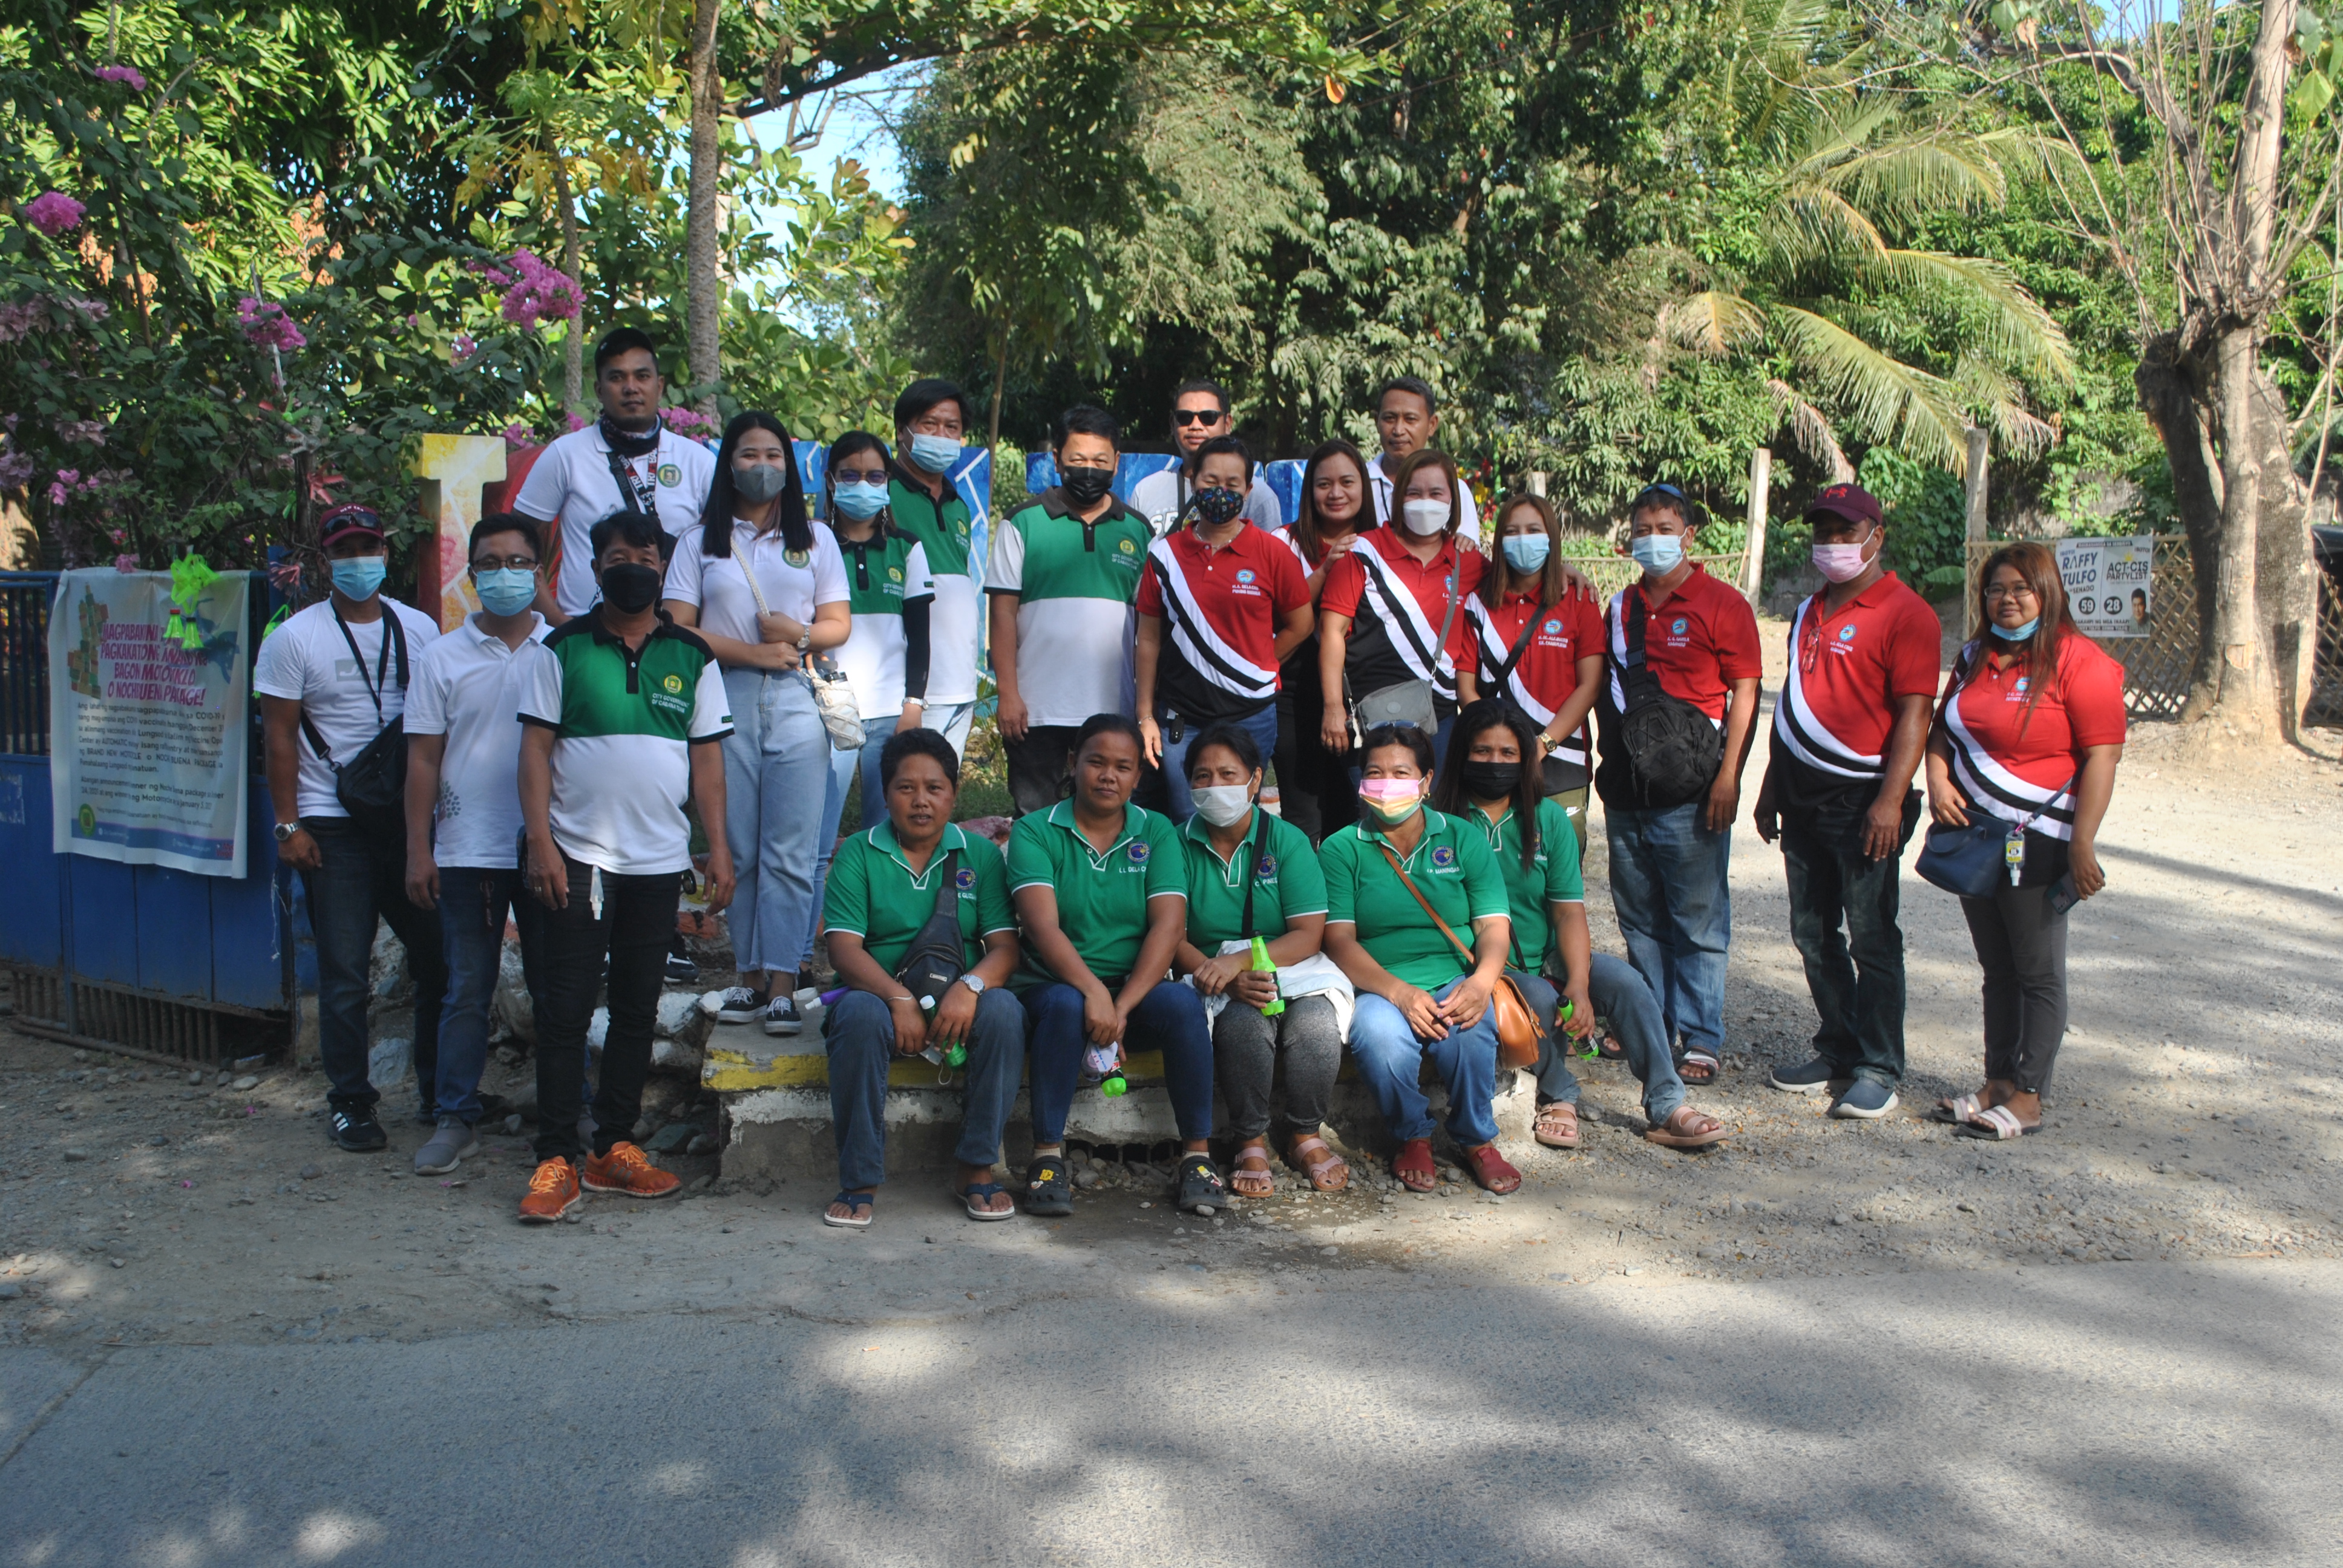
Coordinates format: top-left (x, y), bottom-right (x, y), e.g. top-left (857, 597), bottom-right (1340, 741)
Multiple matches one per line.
top-left (915, 995), bottom-right (967, 1068)
top-left (1249, 936), bottom-right (1284, 1018)
top-left (1081, 1040), bottom-right (1127, 1097)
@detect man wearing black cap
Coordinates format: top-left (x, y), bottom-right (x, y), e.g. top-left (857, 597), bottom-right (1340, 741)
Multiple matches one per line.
top-left (257, 505), bottom-right (448, 1152)
top-left (1753, 482), bottom-right (1942, 1120)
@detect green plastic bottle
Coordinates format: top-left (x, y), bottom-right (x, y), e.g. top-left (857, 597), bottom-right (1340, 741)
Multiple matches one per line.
top-left (1250, 935), bottom-right (1284, 1018)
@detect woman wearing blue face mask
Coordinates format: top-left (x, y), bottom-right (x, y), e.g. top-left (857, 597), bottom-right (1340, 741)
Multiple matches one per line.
top-left (1457, 494), bottom-right (1607, 849)
top-left (818, 432), bottom-right (936, 828)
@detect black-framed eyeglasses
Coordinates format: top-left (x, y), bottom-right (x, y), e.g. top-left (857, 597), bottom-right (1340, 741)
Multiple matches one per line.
top-left (1172, 408), bottom-right (1225, 427)
top-left (471, 555), bottom-right (539, 573)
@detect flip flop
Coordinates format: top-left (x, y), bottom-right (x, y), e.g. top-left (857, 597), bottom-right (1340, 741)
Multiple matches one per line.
top-left (1644, 1106), bottom-right (1731, 1149)
top-left (1956, 1105), bottom-right (2042, 1140)
top-left (821, 1190), bottom-right (874, 1229)
top-left (949, 1179), bottom-right (1016, 1221)
top-left (1932, 1093), bottom-right (1985, 1125)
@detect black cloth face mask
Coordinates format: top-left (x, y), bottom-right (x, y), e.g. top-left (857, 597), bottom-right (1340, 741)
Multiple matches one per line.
top-left (1060, 465), bottom-right (1113, 508)
top-left (1193, 486), bottom-right (1245, 527)
top-left (1461, 760), bottom-right (1522, 800)
top-left (599, 561), bottom-right (663, 614)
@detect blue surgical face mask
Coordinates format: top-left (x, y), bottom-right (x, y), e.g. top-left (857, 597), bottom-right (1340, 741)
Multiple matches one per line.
top-left (908, 433), bottom-right (961, 474)
top-left (831, 480), bottom-right (889, 521)
top-left (1990, 616), bottom-right (2040, 642)
top-left (1501, 534), bottom-right (1551, 573)
top-left (1629, 533), bottom-right (1684, 573)
top-left (473, 567), bottom-right (537, 616)
top-left (330, 556), bottom-right (387, 600)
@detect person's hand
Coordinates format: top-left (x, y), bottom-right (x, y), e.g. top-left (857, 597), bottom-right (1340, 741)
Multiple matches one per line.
top-left (1394, 983), bottom-right (1447, 1040)
top-left (897, 700), bottom-right (925, 733)
top-left (277, 825), bottom-right (321, 872)
top-left (1083, 982), bottom-right (1120, 1045)
top-left (2070, 837), bottom-right (2105, 899)
top-left (889, 994), bottom-right (930, 1057)
top-left (1703, 773), bottom-right (1740, 835)
top-left (1860, 794), bottom-right (1904, 861)
top-left (1139, 713), bottom-right (1164, 768)
top-left (1190, 952), bottom-right (1242, 998)
top-left (755, 610), bottom-right (801, 645)
top-left (1562, 986), bottom-right (1596, 1039)
top-left (997, 689), bottom-right (1031, 743)
top-left (700, 850), bottom-right (735, 915)
top-left (1928, 780), bottom-right (1970, 828)
top-left (405, 850), bottom-right (440, 910)
top-left (1324, 533), bottom-right (1357, 559)
top-left (930, 981), bottom-right (978, 1046)
top-left (1231, 967), bottom-right (1280, 1008)
top-left (1752, 774), bottom-right (1780, 844)
top-left (1558, 561), bottom-right (1598, 603)
top-left (526, 836), bottom-right (568, 909)
top-left (1320, 701), bottom-right (1350, 754)
top-left (763, 639), bottom-right (803, 672)
top-left (1441, 974), bottom-right (1493, 1030)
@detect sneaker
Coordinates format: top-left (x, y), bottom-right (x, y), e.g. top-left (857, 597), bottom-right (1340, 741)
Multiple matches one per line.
top-left (518, 1157), bottom-right (582, 1224)
top-left (1829, 1080), bottom-right (1899, 1120)
top-left (327, 1105), bottom-right (387, 1152)
top-left (714, 985), bottom-right (768, 1024)
top-left (666, 949), bottom-right (700, 987)
top-left (762, 993), bottom-right (804, 1036)
top-left (413, 1116), bottom-right (480, 1175)
top-left (1769, 1057), bottom-right (1844, 1096)
top-left (577, 1108), bottom-right (597, 1149)
top-left (581, 1141), bottom-right (682, 1199)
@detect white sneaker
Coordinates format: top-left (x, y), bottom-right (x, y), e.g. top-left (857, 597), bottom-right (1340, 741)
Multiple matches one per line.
top-left (714, 985), bottom-right (767, 1024)
top-left (762, 993), bottom-right (804, 1036)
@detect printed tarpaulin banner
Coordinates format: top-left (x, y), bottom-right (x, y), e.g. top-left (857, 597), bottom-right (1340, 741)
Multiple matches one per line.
top-left (49, 569), bottom-right (251, 876)
top-left (2055, 537), bottom-right (2154, 640)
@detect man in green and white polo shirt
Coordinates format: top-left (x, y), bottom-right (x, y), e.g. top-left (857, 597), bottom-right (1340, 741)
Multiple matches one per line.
top-left (985, 405), bottom-right (1152, 815)
top-left (888, 379), bottom-right (984, 758)
top-left (513, 511), bottom-right (736, 1224)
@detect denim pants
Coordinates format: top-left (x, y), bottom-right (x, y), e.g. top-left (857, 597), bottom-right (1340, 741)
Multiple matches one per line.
top-left (721, 668), bottom-right (831, 976)
top-left (1156, 704), bottom-right (1280, 823)
top-left (1604, 799), bottom-right (1732, 1054)
top-left (1519, 963), bottom-right (1686, 1127)
top-left (431, 864), bottom-right (544, 1126)
top-left (1779, 797), bottom-right (1919, 1087)
top-left (825, 987), bottom-right (1026, 1189)
top-left (1022, 978), bottom-right (1214, 1145)
top-left (828, 711), bottom-right (903, 832)
top-left (1006, 726), bottom-right (1086, 817)
top-left (1961, 881), bottom-right (2071, 1094)
top-left (1349, 975), bottom-right (1501, 1147)
top-left (529, 855), bottom-right (676, 1163)
top-left (298, 816), bottom-right (447, 1114)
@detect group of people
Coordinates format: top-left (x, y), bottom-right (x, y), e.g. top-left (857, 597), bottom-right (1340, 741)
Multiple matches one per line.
top-left (250, 327), bottom-right (2128, 1230)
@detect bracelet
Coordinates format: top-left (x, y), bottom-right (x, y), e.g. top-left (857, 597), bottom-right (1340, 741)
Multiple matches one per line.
top-left (888, 994), bottom-right (916, 1005)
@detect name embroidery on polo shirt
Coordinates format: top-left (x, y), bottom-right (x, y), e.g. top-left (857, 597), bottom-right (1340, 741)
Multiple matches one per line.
top-left (1666, 615), bottom-right (1690, 646)
top-left (1113, 537), bottom-right (1141, 572)
top-left (2007, 676), bottom-right (2030, 703)
top-left (649, 670), bottom-right (690, 716)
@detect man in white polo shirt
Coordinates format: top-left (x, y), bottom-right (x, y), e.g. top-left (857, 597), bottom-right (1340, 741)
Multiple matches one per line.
top-left (1367, 376), bottom-right (1480, 537)
top-left (402, 512), bottom-right (551, 1176)
top-left (513, 327), bottom-right (714, 624)
top-left (1127, 378), bottom-right (1282, 538)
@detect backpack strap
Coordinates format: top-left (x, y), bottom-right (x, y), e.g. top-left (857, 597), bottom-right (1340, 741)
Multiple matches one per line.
top-left (1239, 808), bottom-right (1270, 940)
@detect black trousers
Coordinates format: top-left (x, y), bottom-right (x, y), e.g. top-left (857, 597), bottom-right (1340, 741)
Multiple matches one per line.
top-left (530, 854), bottom-right (678, 1163)
top-left (1006, 725), bottom-right (1084, 817)
top-left (1273, 653), bottom-right (1354, 843)
top-left (1959, 880), bottom-right (2071, 1095)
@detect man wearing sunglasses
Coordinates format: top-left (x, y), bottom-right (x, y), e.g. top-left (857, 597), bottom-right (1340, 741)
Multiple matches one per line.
top-left (1129, 379), bottom-right (1283, 539)
top-left (1752, 483), bottom-right (1940, 1121)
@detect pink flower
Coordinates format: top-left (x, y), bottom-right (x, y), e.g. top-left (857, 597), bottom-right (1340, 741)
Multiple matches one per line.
top-left (502, 422), bottom-right (536, 446)
top-left (0, 449), bottom-right (31, 488)
top-left (497, 248), bottom-right (581, 330)
top-left (565, 411), bottom-right (589, 432)
top-left (22, 192), bottom-right (85, 237)
top-left (660, 407), bottom-right (712, 432)
top-left (114, 552), bottom-right (140, 572)
top-left (236, 296), bottom-right (307, 352)
top-left (451, 332), bottom-right (477, 362)
top-left (465, 259), bottom-right (516, 289)
top-left (93, 65), bottom-right (148, 90)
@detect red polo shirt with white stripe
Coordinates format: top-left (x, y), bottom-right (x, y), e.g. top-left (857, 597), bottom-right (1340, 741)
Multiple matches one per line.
top-left (1771, 573), bottom-right (1941, 800)
top-left (1320, 528), bottom-right (1484, 699)
top-left (1136, 521), bottom-right (1311, 720)
top-left (1944, 632), bottom-right (2126, 839)
top-left (1464, 588), bottom-right (1606, 754)
top-left (1601, 563), bottom-right (1762, 720)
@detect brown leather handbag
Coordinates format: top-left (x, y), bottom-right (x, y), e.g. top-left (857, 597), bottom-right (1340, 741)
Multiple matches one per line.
top-left (1374, 844), bottom-right (1545, 1070)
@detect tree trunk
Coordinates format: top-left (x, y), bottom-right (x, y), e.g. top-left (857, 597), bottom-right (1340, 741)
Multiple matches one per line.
top-left (2206, 321), bottom-right (2275, 737)
top-left (2135, 330), bottom-right (2224, 699)
top-left (684, 0), bottom-right (725, 413)
top-left (545, 132), bottom-right (585, 414)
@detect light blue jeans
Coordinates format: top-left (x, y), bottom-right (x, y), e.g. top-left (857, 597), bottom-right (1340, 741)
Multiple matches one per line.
top-left (1517, 964), bottom-right (1686, 1127)
top-left (1605, 799), bottom-right (1732, 1055)
top-left (925, 701), bottom-right (977, 762)
top-left (1156, 704), bottom-right (1280, 823)
top-left (829, 712), bottom-right (903, 841)
top-left (721, 667), bottom-right (831, 978)
top-left (1349, 975), bottom-right (1501, 1147)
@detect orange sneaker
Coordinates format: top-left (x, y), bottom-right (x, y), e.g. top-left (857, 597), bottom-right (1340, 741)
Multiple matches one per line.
top-left (581, 1141), bottom-right (681, 1200)
top-left (518, 1157), bottom-right (580, 1224)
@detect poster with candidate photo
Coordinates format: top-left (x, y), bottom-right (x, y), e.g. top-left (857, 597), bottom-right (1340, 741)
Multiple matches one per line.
top-left (2056, 536), bottom-right (2154, 640)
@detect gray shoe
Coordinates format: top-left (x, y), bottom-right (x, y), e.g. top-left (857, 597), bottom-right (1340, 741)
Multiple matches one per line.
top-left (577, 1108), bottom-right (597, 1149)
top-left (413, 1116), bottom-right (481, 1175)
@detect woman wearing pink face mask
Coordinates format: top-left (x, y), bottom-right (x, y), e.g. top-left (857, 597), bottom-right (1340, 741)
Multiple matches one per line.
top-left (1319, 724), bottom-right (1521, 1194)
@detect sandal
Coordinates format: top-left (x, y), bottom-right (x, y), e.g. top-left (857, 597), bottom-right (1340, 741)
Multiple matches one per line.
top-left (1392, 1137), bottom-right (1438, 1193)
top-left (1176, 1153), bottom-right (1228, 1214)
top-left (949, 1178), bottom-right (1016, 1221)
top-left (1229, 1143), bottom-right (1275, 1198)
top-left (1596, 1030), bottom-right (1627, 1062)
top-left (1644, 1105), bottom-right (1730, 1149)
top-left (1932, 1093), bottom-right (1985, 1125)
top-left (1956, 1105), bottom-right (2042, 1140)
top-left (1023, 1154), bottom-right (1073, 1217)
top-left (1286, 1134), bottom-right (1349, 1192)
top-left (821, 1190), bottom-right (874, 1230)
top-left (1533, 1101), bottom-right (1581, 1149)
top-left (1677, 1047), bottom-right (1721, 1086)
top-left (1461, 1143), bottom-right (1521, 1195)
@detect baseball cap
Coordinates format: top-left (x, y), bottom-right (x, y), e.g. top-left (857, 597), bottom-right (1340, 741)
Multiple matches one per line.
top-left (317, 504), bottom-right (387, 550)
top-left (1804, 483), bottom-right (1883, 529)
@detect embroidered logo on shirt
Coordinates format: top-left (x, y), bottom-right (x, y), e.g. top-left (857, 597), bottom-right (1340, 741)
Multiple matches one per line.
top-left (1236, 569), bottom-right (1257, 584)
top-left (1838, 624), bottom-right (1857, 642)
top-left (657, 463), bottom-right (681, 488)
top-left (1127, 840), bottom-right (1150, 865)
top-left (661, 673), bottom-right (684, 693)
top-left (1671, 617), bottom-right (1689, 636)
top-left (955, 867), bottom-right (977, 891)
top-left (1430, 845), bottom-right (1456, 869)
top-left (1119, 538), bottom-right (1138, 554)
top-left (784, 548), bottom-right (811, 569)
top-left (1543, 619), bottom-right (1562, 634)
top-left (1256, 855), bottom-right (1278, 881)
top-left (887, 566), bottom-right (903, 582)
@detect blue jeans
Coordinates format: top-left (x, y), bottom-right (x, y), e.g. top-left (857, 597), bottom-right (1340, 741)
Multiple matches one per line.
top-left (721, 668), bottom-right (831, 978)
top-left (1349, 975), bottom-right (1501, 1147)
top-left (1518, 963), bottom-right (1686, 1127)
top-left (825, 987), bottom-right (1027, 1189)
top-left (1156, 704), bottom-right (1280, 823)
top-left (297, 816), bottom-right (447, 1114)
top-left (816, 713), bottom-right (900, 916)
top-left (1605, 799), bottom-right (1731, 1055)
top-left (430, 865), bottom-right (546, 1126)
top-left (1779, 797), bottom-right (1918, 1088)
top-left (1022, 978), bottom-right (1214, 1146)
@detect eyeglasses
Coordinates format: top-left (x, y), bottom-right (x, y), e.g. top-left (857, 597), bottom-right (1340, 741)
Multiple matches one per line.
top-left (1172, 408), bottom-right (1225, 428)
top-left (471, 555), bottom-right (539, 573)
top-left (1983, 583), bottom-right (2039, 601)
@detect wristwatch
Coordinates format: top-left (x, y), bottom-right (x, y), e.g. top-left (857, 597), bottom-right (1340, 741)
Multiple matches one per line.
top-left (795, 627), bottom-right (813, 654)
top-left (273, 822), bottom-right (300, 843)
top-left (958, 974), bottom-right (987, 996)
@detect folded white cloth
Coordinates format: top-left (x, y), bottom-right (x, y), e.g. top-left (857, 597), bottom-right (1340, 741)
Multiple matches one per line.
top-left (1186, 941), bottom-right (1357, 1042)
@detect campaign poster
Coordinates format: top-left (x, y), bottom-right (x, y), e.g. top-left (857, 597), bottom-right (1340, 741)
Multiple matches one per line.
top-left (48, 569), bottom-right (250, 875)
top-left (2057, 537), bottom-right (2154, 639)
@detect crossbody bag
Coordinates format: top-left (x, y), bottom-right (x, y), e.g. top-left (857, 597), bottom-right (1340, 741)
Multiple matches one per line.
top-left (299, 606), bottom-right (410, 831)
top-left (735, 531), bottom-right (863, 751)
top-left (1613, 585), bottom-right (1724, 808)
top-left (1348, 566), bottom-right (1459, 740)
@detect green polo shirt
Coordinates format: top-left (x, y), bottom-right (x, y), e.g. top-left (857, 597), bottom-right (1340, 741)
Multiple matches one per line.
top-left (1005, 800), bottom-right (1187, 991)
top-left (1456, 798), bottom-right (1585, 972)
top-left (822, 821), bottom-right (1015, 974)
top-left (887, 472), bottom-right (975, 578)
top-left (1178, 809), bottom-right (1328, 951)
top-left (1320, 811), bottom-right (1511, 990)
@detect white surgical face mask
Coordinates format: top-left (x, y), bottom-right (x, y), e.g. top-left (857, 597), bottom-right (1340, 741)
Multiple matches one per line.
top-left (1191, 784), bottom-right (1253, 828)
top-left (1400, 498), bottom-right (1449, 537)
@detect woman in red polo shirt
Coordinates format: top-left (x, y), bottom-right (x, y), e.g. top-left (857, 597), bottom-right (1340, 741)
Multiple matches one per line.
top-left (1318, 448), bottom-right (1483, 765)
top-left (1458, 493), bottom-right (1606, 848)
top-left (1135, 435), bottom-right (1314, 821)
top-left (1925, 540), bottom-right (2126, 1140)
top-left (1274, 439), bottom-right (1375, 841)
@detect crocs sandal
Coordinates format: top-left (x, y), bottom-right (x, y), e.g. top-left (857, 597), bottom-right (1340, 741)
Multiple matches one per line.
top-left (950, 1179), bottom-right (1016, 1221)
top-left (1956, 1105), bottom-right (2042, 1140)
top-left (1023, 1155), bottom-right (1073, 1216)
top-left (1534, 1100), bottom-right (1581, 1149)
top-left (1176, 1152), bottom-right (1228, 1214)
top-left (1643, 1105), bottom-right (1730, 1149)
top-left (1229, 1143), bottom-right (1275, 1198)
top-left (1286, 1134), bottom-right (1349, 1192)
top-left (1393, 1137), bottom-right (1438, 1192)
top-left (821, 1191), bottom-right (874, 1230)
top-left (1461, 1143), bottom-right (1522, 1195)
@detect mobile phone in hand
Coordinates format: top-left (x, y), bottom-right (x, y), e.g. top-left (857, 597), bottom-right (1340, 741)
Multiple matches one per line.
top-left (2046, 872), bottom-right (2082, 915)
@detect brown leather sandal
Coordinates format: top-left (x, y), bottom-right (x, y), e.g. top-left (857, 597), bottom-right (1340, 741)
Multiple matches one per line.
top-left (1644, 1105), bottom-right (1731, 1148)
top-left (1533, 1101), bottom-right (1581, 1149)
top-left (1392, 1137), bottom-right (1438, 1192)
top-left (1461, 1142), bottom-right (1521, 1194)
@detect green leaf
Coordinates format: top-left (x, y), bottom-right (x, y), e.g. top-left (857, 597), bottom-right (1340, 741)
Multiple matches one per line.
top-left (2296, 68), bottom-right (2335, 119)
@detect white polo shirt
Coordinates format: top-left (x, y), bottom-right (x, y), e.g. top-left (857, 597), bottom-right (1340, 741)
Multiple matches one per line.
top-left (513, 423), bottom-right (715, 616)
top-left (402, 612), bottom-right (551, 869)
top-left (254, 599), bottom-right (443, 820)
top-left (1127, 466), bottom-right (1283, 539)
top-left (1369, 452), bottom-right (1480, 537)
top-left (662, 520), bottom-right (850, 650)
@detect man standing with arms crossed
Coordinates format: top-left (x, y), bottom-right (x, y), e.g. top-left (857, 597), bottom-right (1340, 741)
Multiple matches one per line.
top-left (1755, 483), bottom-right (1941, 1120)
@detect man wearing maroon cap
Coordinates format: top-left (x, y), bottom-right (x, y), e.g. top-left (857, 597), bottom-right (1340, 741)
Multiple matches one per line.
top-left (1754, 482), bottom-right (1941, 1120)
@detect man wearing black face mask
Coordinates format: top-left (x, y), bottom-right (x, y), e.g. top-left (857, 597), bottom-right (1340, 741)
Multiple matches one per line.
top-left (985, 405), bottom-right (1155, 815)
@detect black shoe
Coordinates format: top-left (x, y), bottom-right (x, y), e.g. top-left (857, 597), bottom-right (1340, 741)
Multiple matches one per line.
top-left (1176, 1152), bottom-right (1227, 1214)
top-left (328, 1106), bottom-right (387, 1152)
top-left (665, 950), bottom-right (700, 986)
top-left (1023, 1154), bottom-right (1073, 1217)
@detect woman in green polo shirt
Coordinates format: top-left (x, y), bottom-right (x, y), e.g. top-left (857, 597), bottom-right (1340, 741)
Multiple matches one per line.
top-left (1432, 701), bottom-right (1729, 1152)
top-left (1320, 723), bottom-right (1522, 1194)
top-left (1008, 714), bottom-right (1225, 1217)
top-left (821, 729), bottom-right (1026, 1228)
top-left (1170, 723), bottom-right (1349, 1197)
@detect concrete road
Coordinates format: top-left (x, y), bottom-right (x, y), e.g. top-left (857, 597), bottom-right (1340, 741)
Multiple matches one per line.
top-left (3, 1258), bottom-right (2336, 1567)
